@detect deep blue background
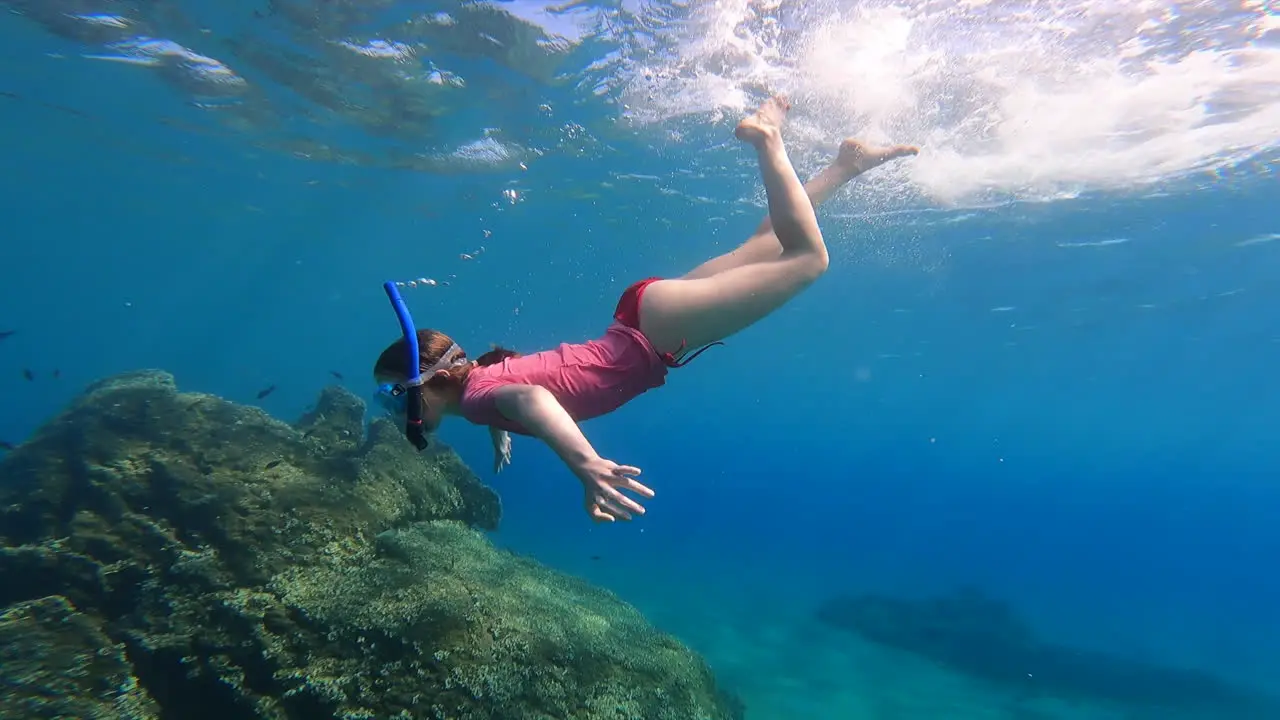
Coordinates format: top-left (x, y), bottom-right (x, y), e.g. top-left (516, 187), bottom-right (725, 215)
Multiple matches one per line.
top-left (3, 11), bottom-right (1279, 714)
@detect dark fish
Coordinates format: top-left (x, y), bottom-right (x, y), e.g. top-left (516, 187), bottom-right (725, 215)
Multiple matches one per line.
top-left (0, 330), bottom-right (14, 341)
top-left (256, 385), bottom-right (276, 399)
top-left (22, 368), bottom-right (34, 381)
top-left (329, 370), bottom-right (344, 380)
top-left (51, 369), bottom-right (60, 379)
top-left (264, 459), bottom-right (282, 470)
top-left (40, 101), bottom-right (88, 118)
top-left (0, 441), bottom-right (14, 451)
top-left (589, 555), bottom-right (602, 561)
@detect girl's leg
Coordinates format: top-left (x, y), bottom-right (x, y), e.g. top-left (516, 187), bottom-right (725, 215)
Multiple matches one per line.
top-left (681, 139), bottom-right (918, 280)
top-left (638, 97), bottom-right (915, 355)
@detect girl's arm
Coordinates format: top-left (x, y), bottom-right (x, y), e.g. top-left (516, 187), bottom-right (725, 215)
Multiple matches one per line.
top-left (490, 384), bottom-right (653, 521)
top-left (489, 426), bottom-right (512, 473)
top-left (491, 384), bottom-right (596, 466)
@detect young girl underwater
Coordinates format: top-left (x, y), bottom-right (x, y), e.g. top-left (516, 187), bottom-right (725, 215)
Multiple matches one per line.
top-left (373, 96), bottom-right (918, 523)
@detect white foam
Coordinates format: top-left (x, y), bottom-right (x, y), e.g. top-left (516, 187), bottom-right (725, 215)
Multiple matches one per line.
top-left (87, 37), bottom-right (247, 94)
top-left (1236, 232), bottom-right (1280, 247)
top-left (615, 0), bottom-right (1280, 207)
top-left (1057, 238), bottom-right (1132, 248)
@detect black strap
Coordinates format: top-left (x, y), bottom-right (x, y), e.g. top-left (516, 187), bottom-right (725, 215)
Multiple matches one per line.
top-left (662, 340), bottom-right (725, 368)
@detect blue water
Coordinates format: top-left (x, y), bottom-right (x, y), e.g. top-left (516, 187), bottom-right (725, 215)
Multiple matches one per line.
top-left (3, 2), bottom-right (1279, 717)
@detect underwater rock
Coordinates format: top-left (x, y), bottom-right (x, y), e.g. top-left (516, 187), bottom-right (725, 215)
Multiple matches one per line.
top-left (0, 370), bottom-right (741, 720)
top-left (0, 595), bottom-right (159, 719)
top-left (280, 520), bottom-right (738, 719)
top-left (817, 589), bottom-right (1280, 719)
top-left (295, 383), bottom-right (368, 455)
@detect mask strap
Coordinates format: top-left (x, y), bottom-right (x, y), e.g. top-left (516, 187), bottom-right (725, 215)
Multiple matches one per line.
top-left (421, 343), bottom-right (466, 378)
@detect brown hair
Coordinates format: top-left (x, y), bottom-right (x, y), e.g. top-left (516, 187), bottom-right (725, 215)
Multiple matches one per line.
top-left (373, 329), bottom-right (519, 389)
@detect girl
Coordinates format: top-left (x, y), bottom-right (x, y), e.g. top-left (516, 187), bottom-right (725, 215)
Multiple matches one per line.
top-left (374, 96), bottom-right (918, 523)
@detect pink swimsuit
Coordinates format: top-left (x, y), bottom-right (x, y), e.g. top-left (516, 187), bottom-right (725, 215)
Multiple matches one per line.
top-left (459, 277), bottom-right (725, 435)
top-left (459, 322), bottom-right (669, 435)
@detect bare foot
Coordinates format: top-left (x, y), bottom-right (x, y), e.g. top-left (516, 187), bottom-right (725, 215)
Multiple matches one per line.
top-left (836, 138), bottom-right (920, 175)
top-left (735, 95), bottom-right (791, 147)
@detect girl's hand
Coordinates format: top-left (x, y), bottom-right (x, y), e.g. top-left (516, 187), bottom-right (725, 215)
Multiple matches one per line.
top-left (490, 428), bottom-right (512, 474)
top-left (571, 456), bottom-right (654, 522)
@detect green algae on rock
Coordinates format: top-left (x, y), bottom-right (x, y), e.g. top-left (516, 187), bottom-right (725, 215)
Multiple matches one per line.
top-left (0, 595), bottom-right (159, 720)
top-left (0, 371), bottom-right (742, 720)
top-left (275, 520), bottom-right (736, 719)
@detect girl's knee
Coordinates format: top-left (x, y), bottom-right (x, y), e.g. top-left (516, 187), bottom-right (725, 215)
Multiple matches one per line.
top-left (794, 247), bottom-right (829, 283)
top-left (778, 247), bottom-right (828, 284)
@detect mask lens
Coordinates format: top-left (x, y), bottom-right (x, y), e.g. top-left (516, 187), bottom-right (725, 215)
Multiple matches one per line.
top-left (375, 383), bottom-right (408, 416)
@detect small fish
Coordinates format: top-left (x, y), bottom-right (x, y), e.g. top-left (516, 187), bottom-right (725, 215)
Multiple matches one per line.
top-left (329, 370), bottom-right (344, 381)
top-left (256, 385), bottom-right (276, 399)
top-left (264, 459), bottom-right (282, 470)
top-left (40, 101), bottom-right (88, 118)
top-left (0, 330), bottom-right (15, 341)
top-left (22, 369), bottom-right (34, 381)
top-left (0, 440), bottom-right (14, 451)
top-left (51, 369), bottom-right (60, 379)
top-left (589, 555), bottom-right (602, 561)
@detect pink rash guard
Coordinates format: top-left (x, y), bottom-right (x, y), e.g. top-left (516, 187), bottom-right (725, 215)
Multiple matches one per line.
top-left (459, 322), bottom-right (668, 436)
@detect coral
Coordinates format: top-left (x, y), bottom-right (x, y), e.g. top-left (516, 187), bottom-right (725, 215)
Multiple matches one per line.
top-left (274, 520), bottom-right (734, 719)
top-left (0, 370), bottom-right (741, 720)
top-left (0, 595), bottom-right (159, 719)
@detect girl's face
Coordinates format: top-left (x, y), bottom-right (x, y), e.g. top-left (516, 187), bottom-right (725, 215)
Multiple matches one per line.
top-left (375, 374), bottom-right (452, 433)
top-left (415, 384), bottom-right (451, 432)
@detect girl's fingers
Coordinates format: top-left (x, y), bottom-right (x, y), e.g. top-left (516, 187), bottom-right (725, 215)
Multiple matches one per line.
top-left (605, 487), bottom-right (645, 516)
top-left (622, 478), bottom-right (655, 498)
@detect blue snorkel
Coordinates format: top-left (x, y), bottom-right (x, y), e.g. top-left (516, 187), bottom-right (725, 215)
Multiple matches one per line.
top-left (383, 281), bottom-right (430, 451)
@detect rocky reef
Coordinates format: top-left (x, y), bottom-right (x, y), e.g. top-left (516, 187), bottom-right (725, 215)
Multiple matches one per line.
top-left (817, 589), bottom-right (1280, 719)
top-left (0, 371), bottom-right (742, 720)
